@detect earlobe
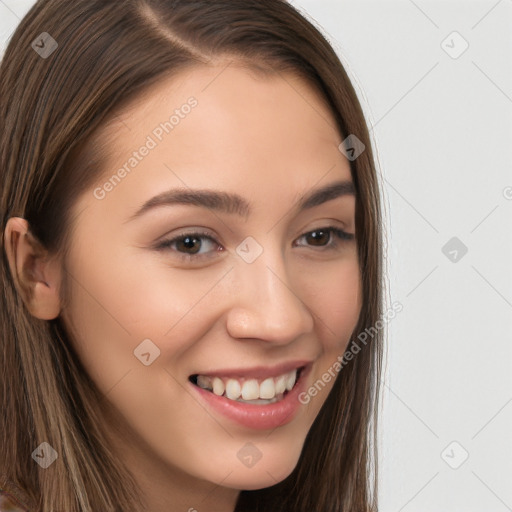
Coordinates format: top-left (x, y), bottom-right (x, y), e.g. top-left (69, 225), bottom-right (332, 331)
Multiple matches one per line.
top-left (4, 217), bottom-right (62, 320)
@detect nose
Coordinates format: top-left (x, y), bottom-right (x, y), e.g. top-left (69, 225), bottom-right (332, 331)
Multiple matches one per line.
top-left (225, 247), bottom-right (315, 345)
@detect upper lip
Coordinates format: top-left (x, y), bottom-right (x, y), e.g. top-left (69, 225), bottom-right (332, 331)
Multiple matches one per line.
top-left (190, 360), bottom-right (313, 380)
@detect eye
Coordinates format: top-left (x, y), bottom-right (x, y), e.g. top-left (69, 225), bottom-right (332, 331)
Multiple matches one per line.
top-left (155, 230), bottom-right (220, 260)
top-left (154, 225), bottom-right (355, 261)
top-left (294, 226), bottom-right (355, 249)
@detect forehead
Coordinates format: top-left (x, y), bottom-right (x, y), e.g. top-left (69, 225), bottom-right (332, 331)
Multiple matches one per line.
top-left (75, 62), bottom-right (352, 219)
top-left (100, 61), bottom-right (342, 160)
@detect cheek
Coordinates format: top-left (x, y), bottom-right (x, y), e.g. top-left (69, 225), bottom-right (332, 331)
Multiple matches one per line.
top-left (60, 244), bottom-right (251, 405)
top-left (59, 245), bottom-right (200, 389)
top-left (297, 256), bottom-right (361, 414)
top-left (301, 255), bottom-right (361, 348)
top-left (62, 241), bottom-right (361, 388)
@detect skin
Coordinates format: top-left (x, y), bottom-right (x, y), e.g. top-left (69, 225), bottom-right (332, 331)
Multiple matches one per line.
top-left (5, 60), bottom-right (361, 512)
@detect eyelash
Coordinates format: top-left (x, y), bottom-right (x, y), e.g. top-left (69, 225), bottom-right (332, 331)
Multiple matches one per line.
top-left (154, 226), bottom-right (355, 261)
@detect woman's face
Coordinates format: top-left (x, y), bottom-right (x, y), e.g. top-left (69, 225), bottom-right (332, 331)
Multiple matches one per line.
top-left (60, 62), bottom-right (361, 507)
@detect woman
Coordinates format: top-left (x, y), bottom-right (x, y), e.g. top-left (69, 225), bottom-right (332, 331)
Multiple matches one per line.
top-left (0, 0), bottom-right (383, 510)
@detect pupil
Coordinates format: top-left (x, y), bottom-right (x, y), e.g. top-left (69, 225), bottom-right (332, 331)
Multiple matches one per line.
top-left (309, 230), bottom-right (329, 246)
top-left (179, 236), bottom-right (200, 254)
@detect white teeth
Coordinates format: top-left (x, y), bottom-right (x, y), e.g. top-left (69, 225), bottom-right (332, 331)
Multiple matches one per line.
top-left (197, 375), bottom-right (211, 390)
top-left (275, 374), bottom-right (287, 395)
top-left (241, 379), bottom-right (260, 400)
top-left (194, 367), bottom-right (300, 402)
top-left (259, 377), bottom-right (276, 399)
top-left (238, 397), bottom-right (278, 405)
top-left (225, 379), bottom-right (242, 400)
top-left (212, 377), bottom-right (225, 396)
top-left (285, 369), bottom-right (297, 391)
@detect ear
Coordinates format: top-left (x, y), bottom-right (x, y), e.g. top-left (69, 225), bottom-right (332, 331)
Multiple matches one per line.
top-left (4, 217), bottom-right (62, 320)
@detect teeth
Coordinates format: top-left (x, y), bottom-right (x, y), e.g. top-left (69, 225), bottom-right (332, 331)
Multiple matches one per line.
top-left (285, 369), bottom-right (297, 391)
top-left (241, 379), bottom-right (260, 400)
top-left (237, 397), bottom-right (278, 405)
top-left (275, 374), bottom-right (287, 394)
top-left (259, 377), bottom-right (275, 399)
top-left (197, 375), bottom-right (211, 389)
top-left (225, 379), bottom-right (242, 400)
top-left (212, 377), bottom-right (225, 396)
top-left (194, 368), bottom-right (300, 402)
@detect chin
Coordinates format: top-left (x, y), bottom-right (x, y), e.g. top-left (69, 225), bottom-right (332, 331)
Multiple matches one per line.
top-left (214, 448), bottom-right (302, 491)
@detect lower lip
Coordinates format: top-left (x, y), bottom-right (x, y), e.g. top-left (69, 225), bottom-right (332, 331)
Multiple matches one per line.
top-left (190, 365), bottom-right (311, 430)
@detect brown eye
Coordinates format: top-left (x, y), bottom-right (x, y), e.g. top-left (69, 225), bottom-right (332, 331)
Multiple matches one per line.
top-left (155, 231), bottom-right (221, 259)
top-left (175, 235), bottom-right (203, 254)
top-left (305, 229), bottom-right (331, 246)
top-left (295, 226), bottom-right (354, 249)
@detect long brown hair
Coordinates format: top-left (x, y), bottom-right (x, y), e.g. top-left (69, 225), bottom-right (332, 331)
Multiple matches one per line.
top-left (0, 0), bottom-right (383, 510)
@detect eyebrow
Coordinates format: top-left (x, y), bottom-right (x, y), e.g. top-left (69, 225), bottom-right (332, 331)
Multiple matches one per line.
top-left (126, 180), bottom-right (355, 222)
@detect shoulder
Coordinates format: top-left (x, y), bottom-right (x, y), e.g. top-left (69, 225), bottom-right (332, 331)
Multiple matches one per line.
top-left (0, 477), bottom-right (32, 512)
top-left (0, 491), bottom-right (30, 512)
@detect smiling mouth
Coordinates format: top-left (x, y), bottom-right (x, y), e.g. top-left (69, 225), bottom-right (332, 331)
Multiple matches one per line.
top-left (189, 366), bottom-right (305, 405)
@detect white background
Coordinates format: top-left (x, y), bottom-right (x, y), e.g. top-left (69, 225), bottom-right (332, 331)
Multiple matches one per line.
top-left (1, 1), bottom-right (511, 510)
